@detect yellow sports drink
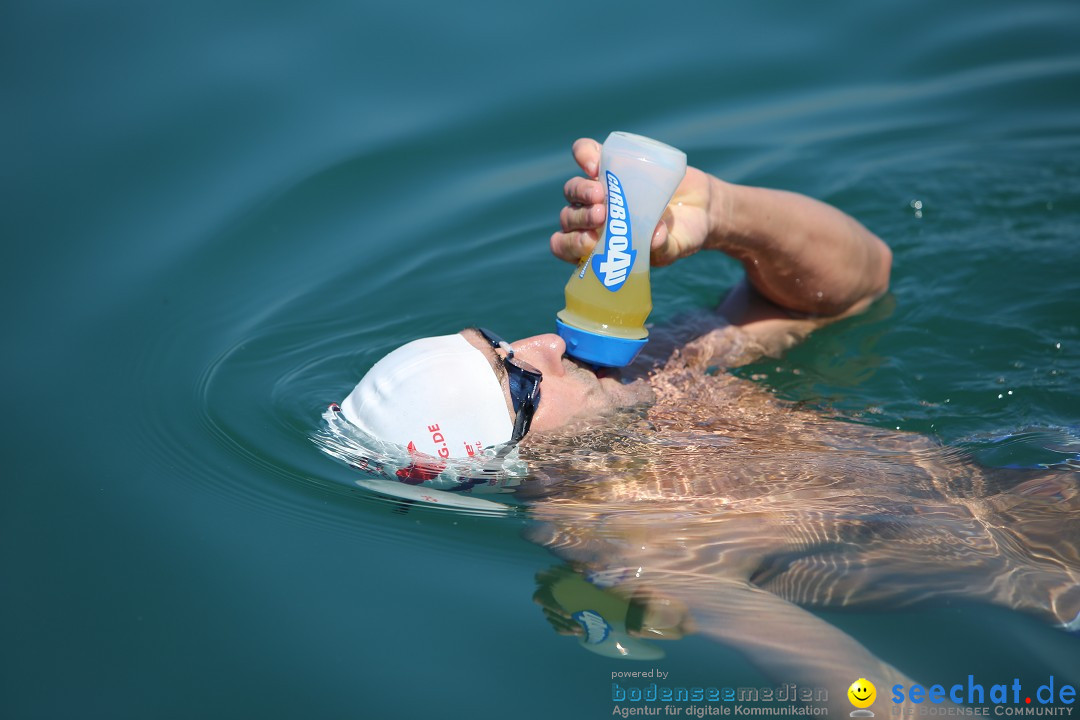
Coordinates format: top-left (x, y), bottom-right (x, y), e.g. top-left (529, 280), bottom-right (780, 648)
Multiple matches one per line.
top-left (556, 132), bottom-right (686, 367)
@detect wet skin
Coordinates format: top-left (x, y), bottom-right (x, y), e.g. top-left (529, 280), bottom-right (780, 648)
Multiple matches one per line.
top-left (460, 329), bottom-right (653, 435)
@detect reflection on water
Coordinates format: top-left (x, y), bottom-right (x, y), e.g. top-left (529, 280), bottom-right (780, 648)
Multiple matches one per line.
top-left (517, 364), bottom-right (1080, 710)
top-left (533, 565), bottom-right (692, 661)
top-left (8, 0), bottom-right (1080, 714)
top-left (313, 403), bottom-right (528, 516)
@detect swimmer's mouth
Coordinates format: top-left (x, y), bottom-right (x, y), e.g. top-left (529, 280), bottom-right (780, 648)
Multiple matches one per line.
top-left (564, 354), bottom-right (619, 380)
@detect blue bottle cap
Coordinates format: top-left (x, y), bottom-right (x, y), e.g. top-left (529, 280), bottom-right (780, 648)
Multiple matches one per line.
top-left (555, 317), bottom-right (647, 368)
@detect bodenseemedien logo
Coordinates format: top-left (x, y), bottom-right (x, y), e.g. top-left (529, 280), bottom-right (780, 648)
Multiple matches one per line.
top-left (590, 171), bottom-right (636, 291)
top-left (849, 678), bottom-right (877, 717)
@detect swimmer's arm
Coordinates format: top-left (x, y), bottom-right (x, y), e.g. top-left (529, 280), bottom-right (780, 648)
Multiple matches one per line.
top-left (688, 580), bottom-right (927, 715)
top-left (706, 177), bottom-right (892, 319)
top-left (671, 284), bottom-right (823, 370)
top-left (552, 138), bottom-right (891, 319)
top-left (685, 177), bottom-right (891, 364)
top-left (554, 138), bottom-right (891, 365)
top-left (678, 278), bottom-right (867, 370)
top-left (676, 180), bottom-right (893, 366)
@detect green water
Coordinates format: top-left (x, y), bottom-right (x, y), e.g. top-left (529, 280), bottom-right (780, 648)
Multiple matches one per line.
top-left (4, 0), bottom-right (1079, 717)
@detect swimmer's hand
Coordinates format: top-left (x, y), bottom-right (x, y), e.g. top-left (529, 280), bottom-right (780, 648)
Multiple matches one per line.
top-left (551, 138), bottom-right (716, 267)
top-left (552, 136), bottom-right (891, 318)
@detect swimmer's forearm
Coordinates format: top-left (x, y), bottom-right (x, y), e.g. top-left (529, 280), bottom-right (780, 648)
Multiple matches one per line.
top-left (704, 178), bottom-right (892, 317)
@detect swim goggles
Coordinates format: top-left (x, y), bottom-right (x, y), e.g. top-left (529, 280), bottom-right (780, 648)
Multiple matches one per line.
top-left (476, 327), bottom-right (542, 444)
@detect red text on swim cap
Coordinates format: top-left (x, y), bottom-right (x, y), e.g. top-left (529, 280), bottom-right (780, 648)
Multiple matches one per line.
top-left (427, 423), bottom-right (450, 459)
top-left (398, 441), bottom-right (446, 483)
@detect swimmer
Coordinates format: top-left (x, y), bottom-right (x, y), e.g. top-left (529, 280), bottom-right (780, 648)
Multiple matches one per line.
top-left (336, 137), bottom-right (892, 460)
top-left (335, 138), bottom-right (1079, 710)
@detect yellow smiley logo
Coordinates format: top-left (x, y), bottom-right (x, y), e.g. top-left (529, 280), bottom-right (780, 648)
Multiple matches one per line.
top-left (848, 678), bottom-right (877, 708)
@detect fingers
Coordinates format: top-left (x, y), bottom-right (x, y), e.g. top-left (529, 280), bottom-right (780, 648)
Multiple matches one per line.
top-left (560, 202), bottom-right (605, 232)
top-left (563, 175), bottom-right (605, 207)
top-left (551, 229), bottom-right (599, 263)
top-left (551, 139), bottom-right (604, 263)
top-left (541, 606), bottom-right (583, 636)
top-left (571, 137), bottom-right (601, 178)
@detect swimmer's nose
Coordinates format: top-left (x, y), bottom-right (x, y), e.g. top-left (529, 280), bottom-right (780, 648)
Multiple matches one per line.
top-left (510, 333), bottom-right (566, 377)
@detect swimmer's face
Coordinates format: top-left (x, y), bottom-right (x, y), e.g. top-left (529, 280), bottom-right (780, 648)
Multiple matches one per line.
top-left (461, 330), bottom-right (652, 435)
top-left (847, 679), bottom-right (876, 708)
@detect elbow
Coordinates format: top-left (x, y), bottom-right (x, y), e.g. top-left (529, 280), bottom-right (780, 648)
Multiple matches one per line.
top-left (837, 235), bottom-right (891, 319)
top-left (826, 234), bottom-right (892, 319)
top-left (870, 236), bottom-right (892, 300)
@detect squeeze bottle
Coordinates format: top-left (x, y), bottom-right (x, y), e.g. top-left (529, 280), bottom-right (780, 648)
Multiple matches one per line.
top-left (547, 568), bottom-right (665, 660)
top-left (555, 132), bottom-right (686, 367)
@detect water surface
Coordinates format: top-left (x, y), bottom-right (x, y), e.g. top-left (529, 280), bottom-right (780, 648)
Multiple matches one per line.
top-left (4, 0), bottom-right (1079, 717)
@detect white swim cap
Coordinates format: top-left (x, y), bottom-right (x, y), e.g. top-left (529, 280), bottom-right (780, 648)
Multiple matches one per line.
top-left (340, 333), bottom-right (513, 459)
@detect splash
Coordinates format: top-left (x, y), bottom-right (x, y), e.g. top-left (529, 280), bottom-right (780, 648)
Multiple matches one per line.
top-left (312, 404), bottom-right (530, 513)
